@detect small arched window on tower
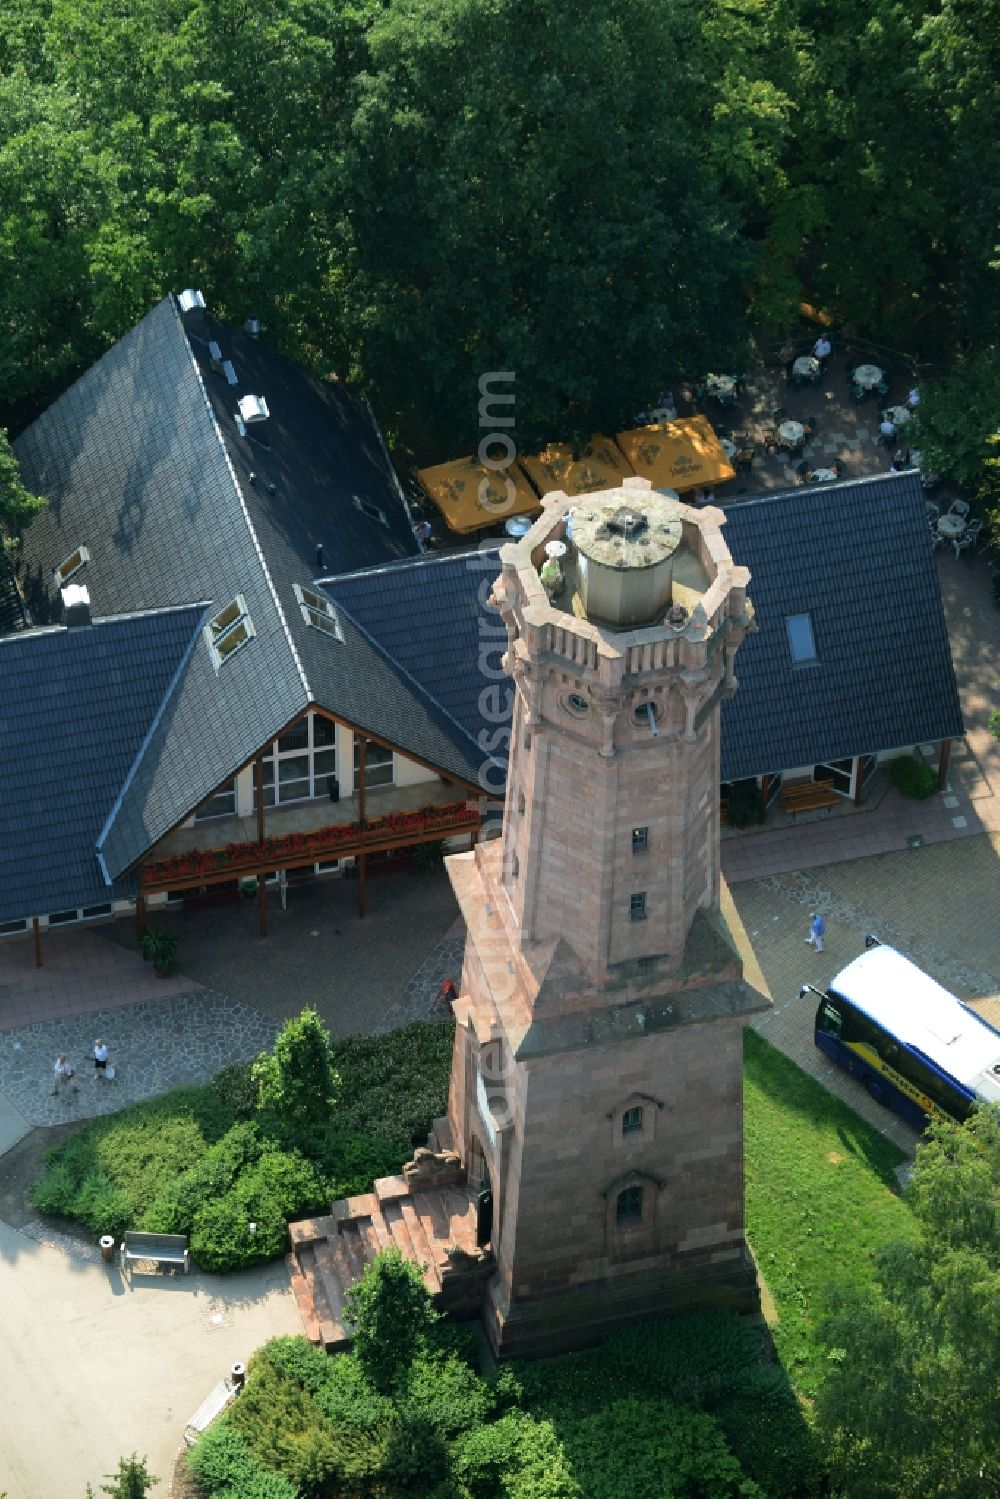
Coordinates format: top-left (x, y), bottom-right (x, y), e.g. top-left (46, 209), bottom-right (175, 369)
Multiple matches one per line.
top-left (510, 851), bottom-right (519, 882)
top-left (622, 1105), bottom-right (643, 1136)
top-left (616, 1184), bottom-right (644, 1226)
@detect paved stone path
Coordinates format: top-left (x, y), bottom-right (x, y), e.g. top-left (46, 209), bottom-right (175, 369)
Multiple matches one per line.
top-left (375, 926), bottom-right (466, 1033)
top-left (0, 990), bottom-right (278, 1127)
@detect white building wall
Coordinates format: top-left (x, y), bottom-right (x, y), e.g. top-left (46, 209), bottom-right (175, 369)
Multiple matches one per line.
top-left (394, 753), bottom-right (438, 787)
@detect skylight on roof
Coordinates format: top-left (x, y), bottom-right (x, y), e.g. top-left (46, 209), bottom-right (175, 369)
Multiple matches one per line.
top-left (786, 612), bottom-right (817, 664)
top-left (204, 594), bottom-right (255, 669)
top-left (178, 288), bottom-right (206, 313)
top-left (53, 546), bottom-right (90, 587)
top-left (353, 494), bottom-right (388, 526)
top-left (293, 583), bottom-right (343, 640)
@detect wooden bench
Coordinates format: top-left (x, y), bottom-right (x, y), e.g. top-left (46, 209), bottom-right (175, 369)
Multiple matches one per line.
top-left (120, 1230), bottom-right (190, 1276)
top-left (779, 778), bottom-right (839, 816)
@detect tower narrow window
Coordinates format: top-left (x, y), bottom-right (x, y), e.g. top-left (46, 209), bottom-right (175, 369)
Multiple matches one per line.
top-left (622, 1106), bottom-right (643, 1135)
top-left (632, 826), bottom-right (648, 855)
top-left (630, 892), bottom-right (647, 922)
top-left (616, 1185), bottom-right (643, 1225)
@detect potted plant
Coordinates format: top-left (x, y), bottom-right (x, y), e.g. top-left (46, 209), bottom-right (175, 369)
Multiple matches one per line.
top-left (144, 928), bottom-right (180, 977)
top-left (140, 928), bottom-right (158, 962)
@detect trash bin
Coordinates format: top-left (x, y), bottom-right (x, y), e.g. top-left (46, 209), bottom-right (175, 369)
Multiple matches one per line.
top-left (100, 1235), bottom-right (115, 1263)
top-left (327, 775), bottom-right (340, 803)
top-left (230, 1363), bottom-right (246, 1389)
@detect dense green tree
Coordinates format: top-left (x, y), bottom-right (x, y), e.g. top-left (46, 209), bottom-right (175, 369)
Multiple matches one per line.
top-left (0, 428), bottom-right (46, 543)
top-left (253, 1008), bottom-right (339, 1139)
top-left (910, 348), bottom-right (1000, 492)
top-left (817, 1105), bottom-right (1000, 1498)
top-left (86, 1452), bottom-right (159, 1499)
top-left (344, 1247), bottom-right (440, 1394)
top-left (332, 0), bottom-right (754, 452)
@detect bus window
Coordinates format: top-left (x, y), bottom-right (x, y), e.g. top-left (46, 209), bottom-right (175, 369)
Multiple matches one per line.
top-left (816, 999), bottom-right (842, 1036)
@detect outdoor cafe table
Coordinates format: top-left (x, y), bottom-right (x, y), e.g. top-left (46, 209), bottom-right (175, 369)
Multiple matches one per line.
top-left (937, 514), bottom-right (966, 540)
top-left (792, 355), bottom-right (819, 379)
top-left (853, 363), bottom-right (883, 390)
top-left (778, 419), bottom-right (805, 448)
top-left (705, 373), bottom-right (736, 397)
top-left (810, 467), bottom-right (838, 482)
top-left (885, 404), bottom-right (911, 428)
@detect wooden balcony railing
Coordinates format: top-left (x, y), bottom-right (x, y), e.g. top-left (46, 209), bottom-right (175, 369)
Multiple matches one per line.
top-left (140, 800), bottom-right (479, 892)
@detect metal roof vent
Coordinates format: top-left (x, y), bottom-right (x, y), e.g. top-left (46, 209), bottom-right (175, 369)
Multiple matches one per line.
top-left (238, 394), bottom-right (269, 425)
top-left (208, 340), bottom-right (223, 365)
top-left (245, 316), bottom-right (262, 337)
top-left (223, 360), bottom-right (238, 386)
top-left (178, 288), bottom-right (206, 313)
top-left (62, 583), bottom-right (92, 628)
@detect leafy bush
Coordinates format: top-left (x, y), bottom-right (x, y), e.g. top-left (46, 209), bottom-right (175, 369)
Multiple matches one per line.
top-left (331, 1021), bottom-right (454, 1151)
top-left (30, 1162), bottom-right (77, 1218)
top-left (72, 1172), bottom-right (133, 1237)
top-left (557, 1398), bottom-right (765, 1499)
top-left (889, 755), bottom-right (937, 799)
top-left (454, 1412), bottom-right (581, 1499)
top-left (715, 1393), bottom-right (828, 1497)
top-left (603, 1309), bottom-right (765, 1408)
top-left (190, 1148), bottom-right (327, 1272)
top-left (209, 1061), bottom-right (258, 1121)
top-left (345, 1247), bottom-right (440, 1393)
top-left (253, 1009), bottom-right (339, 1143)
top-left (311, 1129), bottom-right (408, 1202)
top-left (401, 1352), bottom-right (494, 1438)
top-left (187, 1421), bottom-right (299, 1499)
top-left (144, 1122), bottom-right (263, 1234)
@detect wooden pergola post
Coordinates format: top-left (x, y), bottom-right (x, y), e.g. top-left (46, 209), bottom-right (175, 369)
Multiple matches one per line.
top-left (135, 893), bottom-right (146, 939)
top-left (760, 774), bottom-right (771, 816)
top-left (357, 735), bottom-right (367, 918)
top-left (32, 916), bottom-right (42, 969)
top-left (937, 739), bottom-right (951, 790)
top-left (255, 756), bottom-right (267, 936)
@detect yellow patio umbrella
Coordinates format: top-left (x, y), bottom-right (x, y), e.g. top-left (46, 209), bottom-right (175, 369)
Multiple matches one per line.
top-left (416, 455), bottom-right (540, 535)
top-left (518, 433), bottom-right (634, 497)
top-left (615, 414), bottom-right (735, 494)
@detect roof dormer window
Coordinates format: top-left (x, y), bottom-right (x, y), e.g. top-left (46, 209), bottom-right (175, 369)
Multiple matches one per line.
top-left (204, 594), bottom-right (255, 669)
top-left (353, 495), bottom-right (388, 527)
top-left (53, 546), bottom-right (90, 587)
top-left (293, 583), bottom-right (343, 641)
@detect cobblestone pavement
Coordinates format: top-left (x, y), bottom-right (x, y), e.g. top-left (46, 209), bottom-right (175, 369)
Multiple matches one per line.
top-left (105, 868), bottom-right (464, 1039)
top-left (375, 924), bottom-right (466, 1033)
top-left (727, 834), bottom-right (1000, 1158)
top-left (0, 990), bottom-right (277, 1128)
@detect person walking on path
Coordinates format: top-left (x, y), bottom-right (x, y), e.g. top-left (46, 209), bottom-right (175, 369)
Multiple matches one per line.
top-left (52, 1055), bottom-right (78, 1096)
top-left (806, 912), bottom-right (826, 953)
top-left (93, 1038), bottom-right (110, 1082)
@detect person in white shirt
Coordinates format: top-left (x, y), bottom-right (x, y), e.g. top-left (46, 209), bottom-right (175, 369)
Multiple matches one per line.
top-left (52, 1055), bottom-right (77, 1095)
top-left (907, 387), bottom-right (920, 409)
top-left (813, 335), bottom-right (832, 362)
top-left (94, 1039), bottom-right (110, 1081)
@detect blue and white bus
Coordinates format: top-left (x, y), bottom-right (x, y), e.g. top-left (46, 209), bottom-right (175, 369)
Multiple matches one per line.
top-left (805, 938), bottom-right (1000, 1130)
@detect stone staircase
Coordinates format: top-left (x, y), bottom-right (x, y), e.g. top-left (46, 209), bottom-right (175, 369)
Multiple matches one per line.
top-left (287, 1119), bottom-right (494, 1350)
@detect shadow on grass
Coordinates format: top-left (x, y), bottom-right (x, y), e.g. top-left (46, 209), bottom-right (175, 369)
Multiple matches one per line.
top-left (745, 1028), bottom-right (907, 1193)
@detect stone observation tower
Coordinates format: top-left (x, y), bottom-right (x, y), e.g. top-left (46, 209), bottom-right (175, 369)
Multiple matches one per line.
top-left (445, 476), bottom-right (769, 1357)
top-left (286, 476), bottom-right (769, 1359)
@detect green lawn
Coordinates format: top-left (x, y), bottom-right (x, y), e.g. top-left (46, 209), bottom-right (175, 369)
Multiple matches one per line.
top-left (743, 1028), bottom-right (916, 1396)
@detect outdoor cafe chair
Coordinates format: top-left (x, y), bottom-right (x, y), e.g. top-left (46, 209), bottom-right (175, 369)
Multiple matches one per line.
top-left (762, 426), bottom-right (780, 455)
top-left (965, 519), bottom-right (984, 549)
top-left (947, 499), bottom-right (970, 520)
top-left (952, 533), bottom-right (974, 561)
top-left (925, 501), bottom-right (940, 523)
top-left (735, 447), bottom-right (755, 474)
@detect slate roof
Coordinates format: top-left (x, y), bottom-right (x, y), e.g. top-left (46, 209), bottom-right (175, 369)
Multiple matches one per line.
top-left (322, 547), bottom-right (505, 751)
top-left (13, 295), bottom-right (481, 883)
top-left (718, 472), bottom-right (964, 780)
top-left (320, 473), bottom-right (963, 787)
top-left (0, 606), bottom-right (206, 925)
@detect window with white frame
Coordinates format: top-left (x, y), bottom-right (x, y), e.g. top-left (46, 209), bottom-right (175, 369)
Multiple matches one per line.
top-left (293, 583), bottom-right (343, 640)
top-left (353, 494), bottom-right (388, 527)
top-left (354, 736), bottom-right (394, 789)
top-left (253, 714), bottom-right (338, 808)
top-left (205, 595), bottom-right (255, 668)
top-left (53, 546), bottom-right (90, 587)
